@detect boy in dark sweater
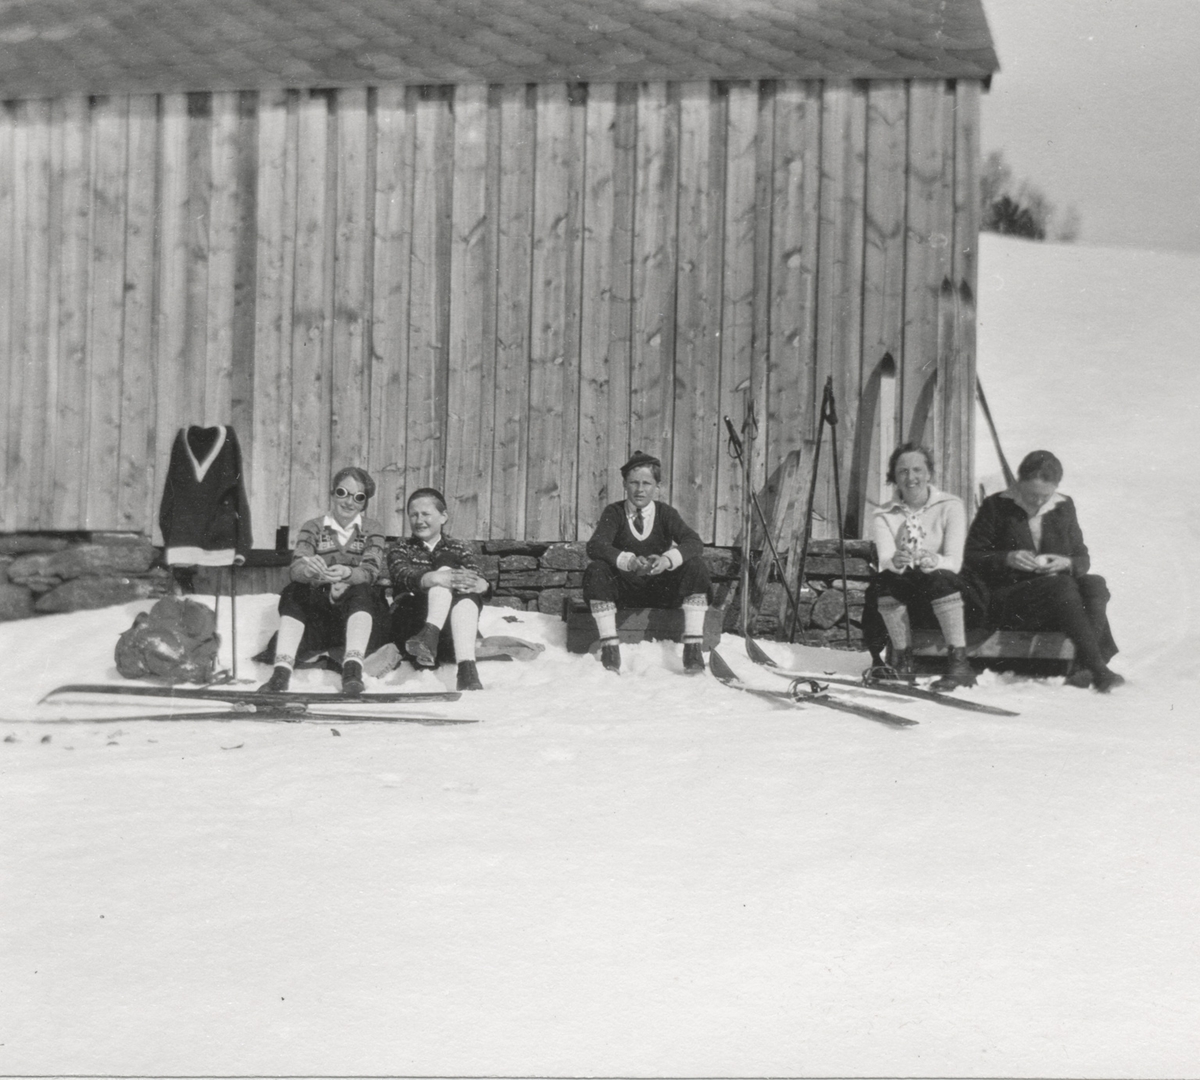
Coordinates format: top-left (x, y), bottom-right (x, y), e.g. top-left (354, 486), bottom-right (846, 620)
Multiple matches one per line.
top-left (583, 451), bottom-right (711, 674)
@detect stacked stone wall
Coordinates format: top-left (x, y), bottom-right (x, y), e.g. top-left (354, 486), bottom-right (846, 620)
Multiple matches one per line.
top-left (0, 533), bottom-right (876, 650)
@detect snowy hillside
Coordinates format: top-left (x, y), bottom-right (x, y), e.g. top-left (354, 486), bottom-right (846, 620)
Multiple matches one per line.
top-left (2, 234), bottom-right (1199, 1077)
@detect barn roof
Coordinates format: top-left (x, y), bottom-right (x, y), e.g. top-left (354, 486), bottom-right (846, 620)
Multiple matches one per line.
top-left (0, 0), bottom-right (998, 99)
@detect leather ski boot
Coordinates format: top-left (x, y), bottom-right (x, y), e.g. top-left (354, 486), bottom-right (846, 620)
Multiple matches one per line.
top-left (932, 646), bottom-right (976, 691)
top-left (599, 641), bottom-right (621, 673)
top-left (341, 659), bottom-right (365, 696)
top-left (456, 660), bottom-right (483, 691)
top-left (257, 665), bottom-right (291, 693)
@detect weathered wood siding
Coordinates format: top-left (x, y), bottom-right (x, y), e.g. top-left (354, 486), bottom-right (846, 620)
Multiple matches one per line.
top-left (0, 80), bottom-right (980, 544)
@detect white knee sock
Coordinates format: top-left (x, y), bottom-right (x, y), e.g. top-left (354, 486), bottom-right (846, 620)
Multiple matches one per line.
top-left (877, 597), bottom-right (911, 651)
top-left (344, 610), bottom-right (373, 664)
top-left (449, 598), bottom-right (478, 662)
top-left (590, 601), bottom-right (618, 643)
top-left (931, 593), bottom-right (967, 649)
top-left (274, 614), bottom-right (306, 669)
top-left (682, 594), bottom-right (708, 643)
top-left (425, 585), bottom-right (452, 629)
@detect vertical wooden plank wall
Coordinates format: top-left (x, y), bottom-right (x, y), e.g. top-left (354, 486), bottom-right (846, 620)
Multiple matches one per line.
top-left (714, 83), bottom-right (760, 547)
top-left (369, 85), bottom-right (414, 537)
top-left (289, 90), bottom-right (332, 522)
top-left (943, 82), bottom-right (981, 502)
top-left (117, 95), bottom-right (158, 532)
top-left (815, 82), bottom-right (867, 538)
top-left (629, 82), bottom-right (680, 492)
top-left (489, 84), bottom-right (535, 540)
top-left (577, 81), bottom-right (635, 536)
top-left (50, 96), bottom-right (91, 530)
top-left (766, 82), bottom-right (821, 487)
top-left (405, 86), bottom-right (453, 501)
top-left (85, 96), bottom-right (128, 530)
top-left (861, 83), bottom-right (908, 514)
top-left (0, 78), bottom-right (981, 544)
top-left (331, 88), bottom-right (371, 476)
top-left (251, 88), bottom-right (297, 544)
top-left (672, 82), bottom-right (726, 538)
top-left (526, 82), bottom-right (585, 539)
top-left (12, 101), bottom-right (54, 529)
top-left (0, 104), bottom-right (12, 532)
top-left (445, 83), bottom-right (494, 538)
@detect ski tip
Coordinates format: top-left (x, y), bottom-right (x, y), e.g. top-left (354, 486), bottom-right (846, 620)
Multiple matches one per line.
top-left (744, 636), bottom-right (778, 667)
top-left (709, 649), bottom-right (738, 683)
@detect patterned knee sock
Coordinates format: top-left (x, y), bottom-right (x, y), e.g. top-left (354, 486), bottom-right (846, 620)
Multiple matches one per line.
top-left (931, 593), bottom-right (967, 649)
top-left (590, 601), bottom-right (618, 643)
top-left (877, 597), bottom-right (911, 651)
top-left (682, 593), bottom-right (708, 643)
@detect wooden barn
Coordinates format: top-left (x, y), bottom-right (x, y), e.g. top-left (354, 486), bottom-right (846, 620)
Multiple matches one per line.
top-left (0, 0), bottom-right (998, 551)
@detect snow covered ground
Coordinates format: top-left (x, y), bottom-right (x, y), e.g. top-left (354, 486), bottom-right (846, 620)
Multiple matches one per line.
top-left (2, 234), bottom-right (1199, 1078)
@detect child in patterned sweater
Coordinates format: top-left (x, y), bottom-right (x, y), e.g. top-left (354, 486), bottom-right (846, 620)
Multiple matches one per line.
top-left (386, 487), bottom-right (490, 691)
top-left (258, 467), bottom-right (389, 696)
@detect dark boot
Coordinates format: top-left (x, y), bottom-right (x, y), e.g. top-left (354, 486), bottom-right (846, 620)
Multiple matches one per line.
top-left (456, 660), bottom-right (483, 691)
top-left (405, 622), bottom-right (442, 668)
top-left (1094, 668), bottom-right (1125, 693)
top-left (682, 642), bottom-right (706, 674)
top-left (599, 641), bottom-right (621, 673)
top-left (341, 659), bottom-right (365, 696)
top-left (932, 646), bottom-right (976, 691)
top-left (258, 665), bottom-right (292, 694)
top-left (891, 646), bottom-right (916, 682)
top-left (1064, 668), bottom-right (1094, 689)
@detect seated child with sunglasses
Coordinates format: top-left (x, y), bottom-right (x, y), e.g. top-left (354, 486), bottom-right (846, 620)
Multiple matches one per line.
top-left (258, 466), bottom-right (390, 696)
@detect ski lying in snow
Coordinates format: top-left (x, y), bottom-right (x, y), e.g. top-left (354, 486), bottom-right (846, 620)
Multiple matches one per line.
top-left (743, 636), bottom-right (1018, 717)
top-left (710, 650), bottom-right (917, 729)
top-left (40, 683), bottom-right (461, 706)
top-left (9, 704), bottom-right (477, 725)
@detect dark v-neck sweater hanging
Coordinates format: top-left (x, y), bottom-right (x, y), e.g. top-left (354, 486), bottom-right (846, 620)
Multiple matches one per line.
top-left (159, 425), bottom-right (253, 566)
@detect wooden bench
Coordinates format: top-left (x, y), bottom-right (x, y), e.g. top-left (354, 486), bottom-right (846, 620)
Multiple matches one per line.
top-left (907, 627), bottom-right (1076, 674)
top-left (563, 600), bottom-right (723, 654)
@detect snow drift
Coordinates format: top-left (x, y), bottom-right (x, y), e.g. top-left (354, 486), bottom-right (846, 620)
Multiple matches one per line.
top-left (2, 234), bottom-right (1199, 1078)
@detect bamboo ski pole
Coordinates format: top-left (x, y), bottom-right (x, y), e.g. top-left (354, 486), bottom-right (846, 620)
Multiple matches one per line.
top-left (823, 383), bottom-right (854, 649)
top-left (787, 383), bottom-right (827, 642)
top-left (976, 378), bottom-right (1016, 487)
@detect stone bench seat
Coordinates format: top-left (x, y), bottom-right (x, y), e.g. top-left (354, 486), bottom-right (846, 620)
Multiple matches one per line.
top-left (563, 600), bottom-right (723, 654)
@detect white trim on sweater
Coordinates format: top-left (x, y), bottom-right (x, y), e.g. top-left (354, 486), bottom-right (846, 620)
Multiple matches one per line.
top-left (871, 486), bottom-right (967, 574)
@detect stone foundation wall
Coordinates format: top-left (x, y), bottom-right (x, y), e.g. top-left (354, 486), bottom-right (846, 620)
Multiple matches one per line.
top-left (1, 532), bottom-right (876, 650)
top-left (0, 533), bottom-right (175, 621)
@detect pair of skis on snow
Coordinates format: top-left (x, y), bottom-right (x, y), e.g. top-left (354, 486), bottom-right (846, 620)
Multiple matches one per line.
top-left (709, 634), bottom-right (1019, 729)
top-left (27, 683), bottom-right (478, 725)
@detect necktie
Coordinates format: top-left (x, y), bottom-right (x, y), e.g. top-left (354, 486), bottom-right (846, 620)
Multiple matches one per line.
top-left (634, 509), bottom-right (645, 534)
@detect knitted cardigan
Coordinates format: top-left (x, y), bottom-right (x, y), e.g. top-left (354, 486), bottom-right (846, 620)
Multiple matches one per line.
top-left (871, 487), bottom-right (968, 574)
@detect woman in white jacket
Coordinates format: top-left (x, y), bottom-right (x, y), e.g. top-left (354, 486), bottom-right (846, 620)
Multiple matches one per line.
top-left (869, 443), bottom-right (980, 689)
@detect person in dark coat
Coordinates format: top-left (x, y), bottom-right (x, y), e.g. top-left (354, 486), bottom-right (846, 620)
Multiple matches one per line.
top-left (964, 450), bottom-right (1123, 692)
top-left (386, 487), bottom-right (490, 692)
top-left (583, 451), bottom-right (711, 674)
top-left (258, 467), bottom-right (390, 696)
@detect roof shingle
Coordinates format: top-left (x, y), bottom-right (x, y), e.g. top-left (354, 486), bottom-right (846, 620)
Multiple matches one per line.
top-left (0, 0), bottom-right (998, 98)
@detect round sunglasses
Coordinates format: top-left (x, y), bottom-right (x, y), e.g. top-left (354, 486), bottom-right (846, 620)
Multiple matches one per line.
top-left (333, 486), bottom-right (368, 504)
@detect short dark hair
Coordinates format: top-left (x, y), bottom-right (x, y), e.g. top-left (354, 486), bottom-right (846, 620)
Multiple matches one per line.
top-left (1017, 450), bottom-right (1063, 484)
top-left (621, 450), bottom-right (662, 483)
top-left (886, 442), bottom-right (935, 485)
top-left (331, 466), bottom-right (375, 500)
top-left (406, 486), bottom-right (447, 513)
